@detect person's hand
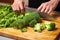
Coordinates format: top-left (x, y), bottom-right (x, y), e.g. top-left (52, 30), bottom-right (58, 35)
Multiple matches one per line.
top-left (37, 0), bottom-right (59, 14)
top-left (11, 0), bottom-right (25, 13)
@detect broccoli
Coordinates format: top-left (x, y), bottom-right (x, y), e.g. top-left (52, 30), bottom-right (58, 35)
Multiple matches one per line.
top-left (0, 19), bottom-right (7, 24)
top-left (0, 4), bottom-right (12, 11)
top-left (5, 12), bottom-right (16, 19)
top-left (21, 27), bottom-right (27, 32)
top-left (0, 19), bottom-right (7, 27)
top-left (23, 11), bottom-right (40, 24)
top-left (29, 19), bottom-right (38, 27)
top-left (28, 11), bottom-right (40, 22)
top-left (0, 4), bottom-right (41, 32)
top-left (0, 24), bottom-right (6, 28)
top-left (25, 11), bottom-right (31, 16)
top-left (0, 11), bottom-right (9, 19)
top-left (10, 19), bottom-right (26, 29)
top-left (44, 21), bottom-right (55, 31)
top-left (5, 18), bottom-right (16, 27)
top-left (17, 14), bottom-right (24, 19)
top-left (34, 23), bottom-right (44, 32)
top-left (23, 15), bottom-right (33, 24)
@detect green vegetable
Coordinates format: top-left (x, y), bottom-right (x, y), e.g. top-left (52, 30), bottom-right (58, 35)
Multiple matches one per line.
top-left (44, 21), bottom-right (55, 31)
top-left (23, 15), bottom-right (33, 24)
top-left (5, 18), bottom-right (16, 27)
top-left (10, 19), bottom-right (26, 29)
top-left (25, 12), bottom-right (31, 16)
top-left (0, 19), bottom-right (7, 24)
top-left (17, 14), bottom-right (24, 19)
top-left (0, 4), bottom-right (41, 32)
top-left (5, 12), bottom-right (16, 19)
top-left (0, 4), bottom-right (12, 11)
top-left (23, 11), bottom-right (40, 24)
top-left (0, 11), bottom-right (9, 19)
top-left (28, 11), bottom-right (40, 22)
top-left (21, 27), bottom-right (27, 32)
top-left (0, 19), bottom-right (7, 27)
top-left (29, 19), bottom-right (37, 27)
top-left (34, 23), bottom-right (44, 32)
top-left (0, 24), bottom-right (6, 28)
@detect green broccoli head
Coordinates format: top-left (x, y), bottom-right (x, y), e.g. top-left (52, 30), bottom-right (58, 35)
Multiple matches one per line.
top-left (28, 11), bottom-right (40, 22)
top-left (24, 11), bottom-right (40, 24)
top-left (44, 21), bottom-right (55, 31)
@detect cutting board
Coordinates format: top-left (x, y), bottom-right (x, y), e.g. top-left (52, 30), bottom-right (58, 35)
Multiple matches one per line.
top-left (0, 12), bottom-right (60, 40)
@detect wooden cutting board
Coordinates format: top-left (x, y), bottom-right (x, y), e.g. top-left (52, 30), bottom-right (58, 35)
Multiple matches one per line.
top-left (0, 12), bottom-right (60, 40)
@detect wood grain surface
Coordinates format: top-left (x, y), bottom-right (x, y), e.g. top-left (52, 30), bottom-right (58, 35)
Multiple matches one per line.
top-left (0, 12), bottom-right (60, 40)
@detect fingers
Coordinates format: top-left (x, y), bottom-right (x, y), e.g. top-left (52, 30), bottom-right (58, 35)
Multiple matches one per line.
top-left (12, 2), bottom-right (20, 11)
top-left (37, 3), bottom-right (53, 14)
top-left (12, 0), bottom-right (25, 13)
top-left (40, 4), bottom-right (46, 12)
top-left (19, 1), bottom-right (25, 13)
top-left (47, 7), bottom-right (53, 14)
top-left (44, 6), bottom-right (49, 13)
top-left (37, 4), bottom-right (43, 11)
top-left (37, 3), bottom-right (47, 13)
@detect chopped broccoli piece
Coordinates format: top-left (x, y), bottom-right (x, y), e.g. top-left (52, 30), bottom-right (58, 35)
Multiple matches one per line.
top-left (44, 21), bottom-right (55, 31)
top-left (34, 23), bottom-right (44, 32)
top-left (21, 27), bottom-right (27, 32)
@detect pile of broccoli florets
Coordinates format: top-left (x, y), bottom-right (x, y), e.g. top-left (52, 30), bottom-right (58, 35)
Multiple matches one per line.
top-left (0, 4), bottom-right (56, 32)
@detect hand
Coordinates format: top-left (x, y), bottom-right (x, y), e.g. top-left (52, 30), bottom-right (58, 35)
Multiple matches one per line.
top-left (11, 0), bottom-right (25, 13)
top-left (37, 0), bottom-right (59, 14)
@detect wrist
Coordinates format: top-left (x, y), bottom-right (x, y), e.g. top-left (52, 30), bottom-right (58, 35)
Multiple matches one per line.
top-left (49, 0), bottom-right (60, 4)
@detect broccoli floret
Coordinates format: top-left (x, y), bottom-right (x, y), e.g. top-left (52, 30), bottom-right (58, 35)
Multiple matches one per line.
top-left (17, 14), bottom-right (24, 19)
top-left (29, 19), bottom-right (38, 27)
top-left (34, 23), bottom-right (44, 32)
top-left (21, 27), bottom-right (27, 32)
top-left (44, 21), bottom-right (55, 31)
